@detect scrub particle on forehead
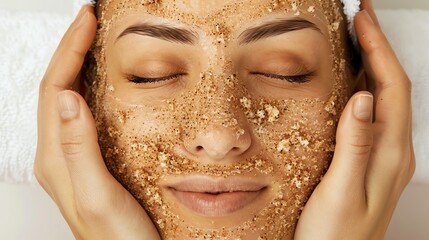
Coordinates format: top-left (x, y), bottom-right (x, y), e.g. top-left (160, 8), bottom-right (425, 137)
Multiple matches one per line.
top-left (86, 0), bottom-right (350, 239)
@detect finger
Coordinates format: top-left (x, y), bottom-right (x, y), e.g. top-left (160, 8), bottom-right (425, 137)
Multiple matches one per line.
top-left (41, 5), bottom-right (96, 91)
top-left (355, 9), bottom-right (413, 212)
top-left (355, 10), bottom-right (411, 137)
top-left (36, 5), bottom-right (97, 188)
top-left (35, 5), bottom-right (96, 216)
top-left (366, 121), bottom-right (414, 211)
top-left (57, 90), bottom-right (117, 210)
top-left (57, 91), bottom-right (161, 239)
top-left (356, 7), bottom-right (412, 200)
top-left (323, 92), bottom-right (374, 202)
top-left (360, 0), bottom-right (380, 27)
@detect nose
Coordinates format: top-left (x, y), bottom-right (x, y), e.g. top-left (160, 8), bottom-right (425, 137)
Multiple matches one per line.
top-left (183, 126), bottom-right (252, 161)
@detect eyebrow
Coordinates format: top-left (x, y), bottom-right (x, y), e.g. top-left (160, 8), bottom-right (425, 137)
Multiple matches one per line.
top-left (238, 18), bottom-right (322, 45)
top-left (116, 18), bottom-right (321, 45)
top-left (116, 22), bottom-right (198, 45)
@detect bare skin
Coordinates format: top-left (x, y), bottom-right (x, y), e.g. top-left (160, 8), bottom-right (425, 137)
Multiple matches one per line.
top-left (34, 1), bottom-right (415, 239)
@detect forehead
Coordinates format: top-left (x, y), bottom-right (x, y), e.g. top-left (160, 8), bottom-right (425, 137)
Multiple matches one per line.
top-left (98, 0), bottom-right (343, 40)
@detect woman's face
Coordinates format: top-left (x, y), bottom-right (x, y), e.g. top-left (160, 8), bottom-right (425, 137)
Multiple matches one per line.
top-left (88, 0), bottom-right (351, 239)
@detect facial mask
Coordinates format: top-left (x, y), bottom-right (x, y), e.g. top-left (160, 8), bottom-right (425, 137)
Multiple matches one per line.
top-left (86, 0), bottom-right (351, 239)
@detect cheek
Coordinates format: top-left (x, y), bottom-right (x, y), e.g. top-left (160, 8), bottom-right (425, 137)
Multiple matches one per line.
top-left (99, 94), bottom-right (182, 142)
top-left (95, 96), bottom-right (183, 210)
top-left (239, 93), bottom-right (337, 184)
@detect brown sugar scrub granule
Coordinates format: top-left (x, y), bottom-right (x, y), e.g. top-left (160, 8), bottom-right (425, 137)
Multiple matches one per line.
top-left (85, 0), bottom-right (353, 239)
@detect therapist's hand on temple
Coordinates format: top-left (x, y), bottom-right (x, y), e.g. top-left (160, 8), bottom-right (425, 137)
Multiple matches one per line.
top-left (295, 1), bottom-right (415, 239)
top-left (34, 6), bottom-right (160, 240)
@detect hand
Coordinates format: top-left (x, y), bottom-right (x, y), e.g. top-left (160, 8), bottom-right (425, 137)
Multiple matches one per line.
top-left (294, 1), bottom-right (415, 239)
top-left (34, 6), bottom-right (160, 240)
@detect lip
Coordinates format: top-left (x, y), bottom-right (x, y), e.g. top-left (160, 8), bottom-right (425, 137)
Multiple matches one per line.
top-left (167, 176), bottom-right (267, 216)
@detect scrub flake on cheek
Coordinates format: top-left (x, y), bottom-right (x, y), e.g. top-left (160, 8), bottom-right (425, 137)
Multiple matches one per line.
top-left (86, 0), bottom-right (350, 239)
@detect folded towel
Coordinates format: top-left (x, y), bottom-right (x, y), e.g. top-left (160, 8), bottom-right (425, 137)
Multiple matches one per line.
top-left (0, 8), bottom-right (428, 184)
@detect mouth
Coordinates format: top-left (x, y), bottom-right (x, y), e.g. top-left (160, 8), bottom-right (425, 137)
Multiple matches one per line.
top-left (166, 176), bottom-right (268, 216)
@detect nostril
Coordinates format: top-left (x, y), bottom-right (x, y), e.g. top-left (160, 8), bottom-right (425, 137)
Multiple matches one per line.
top-left (232, 147), bottom-right (239, 151)
top-left (196, 146), bottom-right (203, 151)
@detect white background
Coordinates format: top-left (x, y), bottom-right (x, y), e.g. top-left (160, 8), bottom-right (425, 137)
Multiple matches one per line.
top-left (0, 0), bottom-right (428, 240)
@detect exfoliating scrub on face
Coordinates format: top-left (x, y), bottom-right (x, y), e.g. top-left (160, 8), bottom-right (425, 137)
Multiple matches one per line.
top-left (85, 0), bottom-right (353, 239)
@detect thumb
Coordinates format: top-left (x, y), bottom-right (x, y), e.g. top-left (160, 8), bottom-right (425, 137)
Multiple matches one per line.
top-left (57, 90), bottom-right (162, 239)
top-left (324, 92), bottom-right (374, 195)
top-left (57, 90), bottom-right (115, 206)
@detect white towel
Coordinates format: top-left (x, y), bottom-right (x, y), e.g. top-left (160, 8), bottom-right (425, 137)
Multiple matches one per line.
top-left (341, 0), bottom-right (361, 46)
top-left (0, 8), bottom-right (428, 184)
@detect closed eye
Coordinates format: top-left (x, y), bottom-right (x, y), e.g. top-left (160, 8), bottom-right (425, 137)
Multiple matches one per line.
top-left (126, 73), bottom-right (186, 84)
top-left (251, 72), bottom-right (311, 83)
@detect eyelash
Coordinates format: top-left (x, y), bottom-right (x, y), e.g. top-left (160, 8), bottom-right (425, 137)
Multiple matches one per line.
top-left (127, 73), bottom-right (185, 84)
top-left (126, 72), bottom-right (311, 84)
top-left (252, 72), bottom-right (312, 84)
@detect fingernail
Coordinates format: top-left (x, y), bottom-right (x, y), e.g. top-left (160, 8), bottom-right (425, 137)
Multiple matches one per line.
top-left (74, 7), bottom-right (88, 29)
top-left (57, 91), bottom-right (80, 120)
top-left (353, 94), bottom-right (373, 122)
top-left (360, 9), bottom-right (374, 25)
